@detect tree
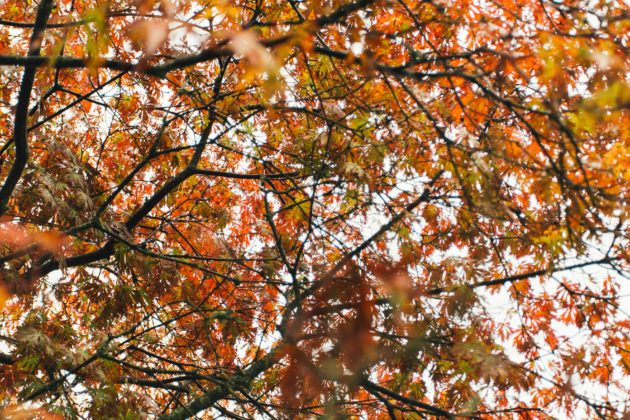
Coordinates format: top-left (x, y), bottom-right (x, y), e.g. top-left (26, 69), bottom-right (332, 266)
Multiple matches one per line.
top-left (0, 0), bottom-right (627, 418)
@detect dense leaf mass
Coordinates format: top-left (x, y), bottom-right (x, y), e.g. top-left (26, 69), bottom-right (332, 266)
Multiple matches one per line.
top-left (0, 0), bottom-right (628, 418)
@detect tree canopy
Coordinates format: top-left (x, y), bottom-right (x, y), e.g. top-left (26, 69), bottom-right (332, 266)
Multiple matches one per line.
top-left (0, 0), bottom-right (628, 418)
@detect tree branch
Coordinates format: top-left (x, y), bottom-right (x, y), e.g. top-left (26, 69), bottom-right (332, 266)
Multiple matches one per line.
top-left (0, 0), bottom-right (54, 215)
top-left (425, 256), bottom-right (620, 295)
top-left (157, 347), bottom-right (281, 420)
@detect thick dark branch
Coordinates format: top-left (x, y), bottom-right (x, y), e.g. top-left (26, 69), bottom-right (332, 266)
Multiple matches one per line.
top-left (0, 9), bottom-right (154, 29)
top-left (0, 0), bottom-right (376, 79)
top-left (426, 256), bottom-right (619, 295)
top-left (315, 0), bottom-right (375, 24)
top-left (0, 0), bottom-right (54, 215)
top-left (0, 54), bottom-right (140, 72)
top-left (0, 46), bottom-right (464, 80)
top-left (362, 379), bottom-right (456, 418)
top-left (0, 352), bottom-right (14, 365)
top-left (192, 168), bottom-right (299, 180)
top-left (0, 17), bottom-right (88, 28)
top-left (117, 376), bottom-right (189, 392)
top-left (157, 347), bottom-right (281, 420)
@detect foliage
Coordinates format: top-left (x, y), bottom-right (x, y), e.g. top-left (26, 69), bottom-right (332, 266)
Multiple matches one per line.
top-left (0, 0), bottom-right (628, 418)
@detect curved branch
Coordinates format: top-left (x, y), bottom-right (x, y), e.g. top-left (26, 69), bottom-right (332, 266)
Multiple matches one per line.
top-left (0, 0), bottom-right (54, 215)
top-left (157, 347), bottom-right (281, 420)
top-left (425, 256), bottom-right (620, 295)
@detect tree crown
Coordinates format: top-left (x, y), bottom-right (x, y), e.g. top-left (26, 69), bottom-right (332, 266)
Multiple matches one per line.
top-left (0, 0), bottom-right (628, 418)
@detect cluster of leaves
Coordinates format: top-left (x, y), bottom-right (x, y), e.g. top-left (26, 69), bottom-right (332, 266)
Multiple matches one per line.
top-left (0, 0), bottom-right (628, 418)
